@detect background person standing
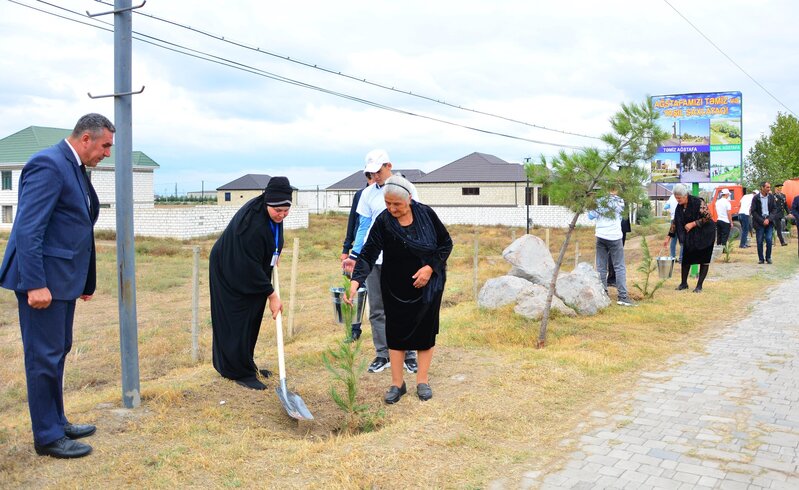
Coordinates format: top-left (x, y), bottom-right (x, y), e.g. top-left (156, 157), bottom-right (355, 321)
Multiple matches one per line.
top-left (715, 188), bottom-right (733, 245)
top-left (0, 113), bottom-right (111, 458)
top-left (588, 186), bottom-right (635, 307)
top-left (738, 189), bottom-right (755, 248)
top-left (773, 183), bottom-right (789, 247)
top-left (751, 181), bottom-right (777, 264)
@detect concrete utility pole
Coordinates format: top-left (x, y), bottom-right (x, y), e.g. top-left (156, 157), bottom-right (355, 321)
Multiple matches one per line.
top-left (89, 0), bottom-right (143, 408)
top-left (113, 0), bottom-right (141, 408)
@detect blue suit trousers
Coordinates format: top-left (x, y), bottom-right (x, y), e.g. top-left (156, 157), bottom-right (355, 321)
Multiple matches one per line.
top-left (16, 292), bottom-right (75, 445)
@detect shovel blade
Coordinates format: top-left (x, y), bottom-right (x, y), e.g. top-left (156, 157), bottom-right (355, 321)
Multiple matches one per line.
top-left (276, 384), bottom-right (314, 421)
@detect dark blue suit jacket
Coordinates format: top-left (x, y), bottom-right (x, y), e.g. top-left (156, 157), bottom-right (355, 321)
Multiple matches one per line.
top-left (0, 140), bottom-right (99, 300)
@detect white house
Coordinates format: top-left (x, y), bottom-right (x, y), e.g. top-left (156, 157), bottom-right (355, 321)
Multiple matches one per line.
top-left (0, 126), bottom-right (158, 229)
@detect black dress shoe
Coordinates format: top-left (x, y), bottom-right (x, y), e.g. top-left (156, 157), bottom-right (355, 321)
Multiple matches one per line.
top-left (417, 383), bottom-right (433, 401)
top-left (676, 284), bottom-right (689, 291)
top-left (34, 437), bottom-right (92, 458)
top-left (692, 287), bottom-right (703, 293)
top-left (65, 423), bottom-right (96, 439)
top-left (235, 376), bottom-right (267, 390)
top-left (384, 382), bottom-right (407, 404)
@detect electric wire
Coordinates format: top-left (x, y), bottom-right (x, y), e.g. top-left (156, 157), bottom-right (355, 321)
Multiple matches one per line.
top-left (663, 0), bottom-right (796, 117)
top-left (92, 0), bottom-right (602, 141)
top-left (12, 0), bottom-right (586, 150)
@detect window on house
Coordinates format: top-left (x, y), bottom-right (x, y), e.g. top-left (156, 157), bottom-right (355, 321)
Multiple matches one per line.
top-left (1, 206), bottom-right (12, 223)
top-left (537, 188), bottom-right (549, 205)
top-left (1, 171), bottom-right (11, 190)
top-left (525, 186), bottom-right (533, 205)
top-left (225, 192), bottom-right (231, 202)
top-left (462, 187), bottom-right (480, 196)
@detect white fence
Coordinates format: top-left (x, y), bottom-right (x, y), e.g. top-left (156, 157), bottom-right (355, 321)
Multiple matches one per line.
top-left (94, 205), bottom-right (309, 240)
top-left (430, 205), bottom-right (593, 228)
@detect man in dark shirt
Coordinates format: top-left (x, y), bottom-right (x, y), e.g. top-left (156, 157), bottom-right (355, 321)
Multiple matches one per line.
top-left (773, 183), bottom-right (788, 246)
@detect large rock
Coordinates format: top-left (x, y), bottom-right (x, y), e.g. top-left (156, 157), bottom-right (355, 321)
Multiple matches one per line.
top-left (477, 275), bottom-right (536, 309)
top-left (503, 234), bottom-right (556, 286)
top-left (555, 262), bottom-right (611, 315)
top-left (514, 284), bottom-right (576, 320)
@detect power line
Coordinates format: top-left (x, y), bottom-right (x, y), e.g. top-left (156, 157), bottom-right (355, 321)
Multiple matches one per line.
top-left (93, 0), bottom-right (602, 141)
top-left (662, 0), bottom-right (796, 117)
top-left (14, 0), bottom-right (586, 150)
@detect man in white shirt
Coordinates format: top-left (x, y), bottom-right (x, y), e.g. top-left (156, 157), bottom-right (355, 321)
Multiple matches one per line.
top-left (714, 188), bottom-right (733, 245)
top-left (588, 187), bottom-right (634, 307)
top-left (342, 149), bottom-right (419, 374)
top-left (737, 189), bottom-right (755, 248)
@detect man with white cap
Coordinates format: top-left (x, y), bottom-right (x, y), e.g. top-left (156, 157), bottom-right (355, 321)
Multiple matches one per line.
top-left (342, 149), bottom-right (419, 374)
top-left (715, 188), bottom-right (733, 245)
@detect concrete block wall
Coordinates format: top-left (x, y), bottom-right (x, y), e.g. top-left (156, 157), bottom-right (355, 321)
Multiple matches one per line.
top-left (429, 204), bottom-right (593, 229)
top-left (95, 205), bottom-right (310, 239)
top-left (89, 168), bottom-right (154, 208)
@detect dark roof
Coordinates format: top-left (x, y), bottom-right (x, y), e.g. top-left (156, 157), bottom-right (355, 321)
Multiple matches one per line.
top-left (0, 126), bottom-right (159, 168)
top-left (326, 169), bottom-right (425, 190)
top-left (217, 174), bottom-right (298, 191)
top-left (413, 152), bottom-right (526, 183)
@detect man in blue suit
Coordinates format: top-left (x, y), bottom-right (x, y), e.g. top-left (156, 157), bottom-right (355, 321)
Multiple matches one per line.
top-left (0, 113), bottom-right (113, 458)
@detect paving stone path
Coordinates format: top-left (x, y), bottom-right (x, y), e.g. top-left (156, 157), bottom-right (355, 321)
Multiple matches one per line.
top-left (514, 272), bottom-right (799, 489)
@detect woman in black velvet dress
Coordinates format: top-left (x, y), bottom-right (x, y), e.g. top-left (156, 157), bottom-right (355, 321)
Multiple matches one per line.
top-left (663, 183), bottom-right (716, 293)
top-left (348, 175), bottom-right (453, 403)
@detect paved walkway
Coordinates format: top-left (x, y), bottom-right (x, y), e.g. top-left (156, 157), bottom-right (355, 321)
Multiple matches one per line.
top-left (518, 272), bottom-right (799, 489)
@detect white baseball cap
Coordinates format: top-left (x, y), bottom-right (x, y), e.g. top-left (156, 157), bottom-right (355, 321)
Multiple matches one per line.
top-left (720, 188), bottom-right (730, 195)
top-left (364, 149), bottom-right (390, 173)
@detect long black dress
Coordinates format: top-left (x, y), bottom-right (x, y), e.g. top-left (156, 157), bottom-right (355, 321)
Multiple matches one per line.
top-left (209, 194), bottom-right (282, 382)
top-left (670, 195), bottom-right (715, 265)
top-left (352, 202), bottom-right (453, 350)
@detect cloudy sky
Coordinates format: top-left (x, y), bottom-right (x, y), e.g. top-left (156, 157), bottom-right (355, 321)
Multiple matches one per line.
top-left (1, 1), bottom-right (797, 194)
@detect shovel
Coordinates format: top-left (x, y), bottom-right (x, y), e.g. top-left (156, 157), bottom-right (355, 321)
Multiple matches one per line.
top-left (272, 266), bottom-right (314, 420)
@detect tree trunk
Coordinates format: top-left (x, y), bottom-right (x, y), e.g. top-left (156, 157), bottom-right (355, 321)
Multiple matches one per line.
top-left (537, 212), bottom-right (581, 348)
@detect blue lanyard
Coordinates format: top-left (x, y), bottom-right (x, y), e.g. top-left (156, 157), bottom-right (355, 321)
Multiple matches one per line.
top-left (270, 221), bottom-right (279, 251)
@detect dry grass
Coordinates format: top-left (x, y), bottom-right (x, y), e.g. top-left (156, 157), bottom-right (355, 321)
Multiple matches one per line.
top-left (0, 217), bottom-right (796, 488)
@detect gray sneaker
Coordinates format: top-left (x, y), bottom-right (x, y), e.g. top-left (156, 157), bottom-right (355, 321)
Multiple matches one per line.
top-left (617, 298), bottom-right (637, 307)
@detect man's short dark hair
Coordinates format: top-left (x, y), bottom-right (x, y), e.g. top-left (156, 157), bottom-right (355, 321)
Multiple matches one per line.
top-left (71, 113), bottom-right (116, 139)
top-left (760, 181), bottom-right (770, 188)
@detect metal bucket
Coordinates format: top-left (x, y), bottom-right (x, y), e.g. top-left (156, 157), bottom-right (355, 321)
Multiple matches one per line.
top-left (710, 244), bottom-right (724, 263)
top-left (656, 256), bottom-right (675, 279)
top-left (330, 287), bottom-right (367, 325)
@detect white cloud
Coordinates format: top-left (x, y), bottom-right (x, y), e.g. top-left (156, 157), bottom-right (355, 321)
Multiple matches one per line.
top-left (1, 0), bottom-right (796, 191)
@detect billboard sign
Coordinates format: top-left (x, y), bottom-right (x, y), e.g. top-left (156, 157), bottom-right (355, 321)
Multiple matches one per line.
top-left (650, 91), bottom-right (742, 183)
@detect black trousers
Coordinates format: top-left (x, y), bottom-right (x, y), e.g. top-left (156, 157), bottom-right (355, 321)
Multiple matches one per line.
top-left (716, 221), bottom-right (731, 245)
top-left (775, 215), bottom-right (787, 245)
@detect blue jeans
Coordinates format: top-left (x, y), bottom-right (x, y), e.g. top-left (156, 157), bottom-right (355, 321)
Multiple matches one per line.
top-left (755, 223), bottom-right (773, 261)
top-left (738, 214), bottom-right (751, 247)
top-left (669, 236), bottom-right (683, 261)
top-left (596, 237), bottom-right (628, 300)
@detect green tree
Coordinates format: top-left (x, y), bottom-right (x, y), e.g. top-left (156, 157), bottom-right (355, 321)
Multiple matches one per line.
top-left (745, 112), bottom-right (799, 188)
top-left (528, 98), bottom-right (668, 347)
